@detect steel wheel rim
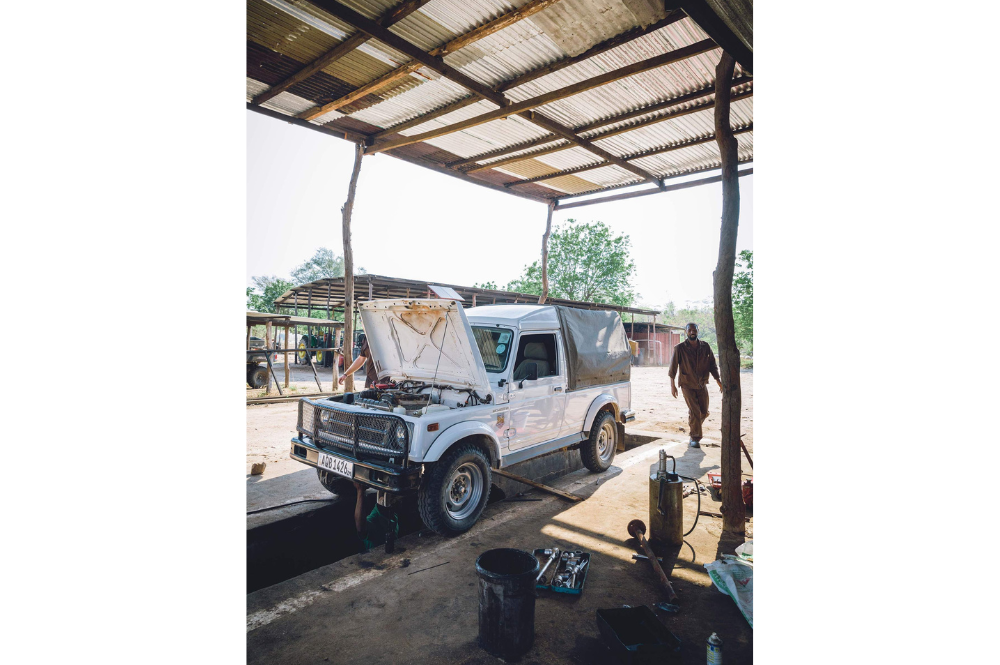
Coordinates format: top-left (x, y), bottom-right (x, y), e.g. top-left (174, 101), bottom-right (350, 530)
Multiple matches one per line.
top-left (446, 462), bottom-right (483, 520)
top-left (316, 349), bottom-right (324, 364)
top-left (597, 421), bottom-right (616, 461)
top-left (297, 343), bottom-right (307, 362)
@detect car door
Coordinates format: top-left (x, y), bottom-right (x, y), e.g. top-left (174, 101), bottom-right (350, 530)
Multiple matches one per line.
top-left (507, 331), bottom-right (567, 450)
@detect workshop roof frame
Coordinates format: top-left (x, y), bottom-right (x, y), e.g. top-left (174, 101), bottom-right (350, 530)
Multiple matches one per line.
top-left (247, 0), bottom-right (752, 205)
top-left (273, 274), bottom-right (662, 316)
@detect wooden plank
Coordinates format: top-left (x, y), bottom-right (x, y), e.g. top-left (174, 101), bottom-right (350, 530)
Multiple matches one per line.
top-left (283, 324), bottom-right (290, 387)
top-left (298, 0), bottom-right (561, 121)
top-left (460, 78), bottom-right (753, 173)
top-left (586, 89), bottom-right (754, 142)
top-left (466, 86), bottom-right (752, 174)
top-left (553, 167), bottom-right (753, 210)
top-left (247, 103), bottom-right (368, 143)
top-left (251, 0), bottom-right (432, 106)
top-left (436, 0), bottom-right (562, 57)
top-left (525, 112), bottom-right (660, 182)
top-left (372, 96), bottom-right (479, 139)
top-left (492, 468), bottom-right (583, 502)
top-left (497, 10), bottom-right (687, 92)
top-left (464, 139), bottom-right (573, 173)
top-left (299, 62), bottom-right (423, 120)
top-left (539, 201), bottom-right (554, 304)
top-left (574, 76), bottom-right (751, 134)
top-left (447, 134), bottom-right (563, 169)
top-left (366, 39), bottom-right (717, 154)
top-left (506, 159), bottom-right (610, 186)
top-left (308, 1), bottom-right (508, 107)
top-left (506, 124), bottom-right (752, 187)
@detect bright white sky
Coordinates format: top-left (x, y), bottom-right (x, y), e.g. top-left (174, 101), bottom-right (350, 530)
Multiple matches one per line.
top-left (247, 111), bottom-right (752, 311)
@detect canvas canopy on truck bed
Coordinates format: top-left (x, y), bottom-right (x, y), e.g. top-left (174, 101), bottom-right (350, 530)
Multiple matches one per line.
top-left (555, 307), bottom-right (631, 392)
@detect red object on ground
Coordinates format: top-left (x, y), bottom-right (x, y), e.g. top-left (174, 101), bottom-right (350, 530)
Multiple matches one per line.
top-left (707, 473), bottom-right (753, 509)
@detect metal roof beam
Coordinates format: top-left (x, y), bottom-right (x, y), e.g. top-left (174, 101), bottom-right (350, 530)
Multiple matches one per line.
top-left (553, 167), bottom-right (753, 210)
top-left (251, 0), bottom-right (431, 107)
top-left (505, 124), bottom-right (752, 187)
top-left (298, 0), bottom-right (564, 121)
top-left (365, 38), bottom-right (718, 154)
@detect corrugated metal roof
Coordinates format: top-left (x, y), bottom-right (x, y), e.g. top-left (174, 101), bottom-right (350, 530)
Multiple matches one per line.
top-left (246, 0), bottom-right (752, 203)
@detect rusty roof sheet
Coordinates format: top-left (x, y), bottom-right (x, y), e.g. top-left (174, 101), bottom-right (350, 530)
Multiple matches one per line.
top-left (247, 0), bottom-right (752, 203)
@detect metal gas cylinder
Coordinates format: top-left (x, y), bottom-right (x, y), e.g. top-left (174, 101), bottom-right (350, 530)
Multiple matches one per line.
top-left (649, 450), bottom-right (683, 547)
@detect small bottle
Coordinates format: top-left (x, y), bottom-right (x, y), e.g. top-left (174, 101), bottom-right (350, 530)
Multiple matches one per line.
top-left (707, 632), bottom-right (723, 664)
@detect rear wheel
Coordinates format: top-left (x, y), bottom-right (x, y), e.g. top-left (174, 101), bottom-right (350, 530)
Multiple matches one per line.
top-left (581, 411), bottom-right (617, 472)
top-left (316, 468), bottom-right (354, 496)
top-left (247, 364), bottom-right (268, 389)
top-left (418, 442), bottom-right (492, 536)
top-left (297, 340), bottom-right (310, 365)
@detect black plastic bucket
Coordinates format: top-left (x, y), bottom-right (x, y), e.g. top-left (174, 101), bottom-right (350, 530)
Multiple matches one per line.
top-left (475, 548), bottom-right (540, 661)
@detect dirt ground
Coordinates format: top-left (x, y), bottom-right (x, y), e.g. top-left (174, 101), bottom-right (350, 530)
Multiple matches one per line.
top-left (247, 367), bottom-right (754, 470)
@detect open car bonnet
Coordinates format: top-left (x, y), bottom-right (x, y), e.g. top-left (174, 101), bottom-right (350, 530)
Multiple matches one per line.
top-left (359, 299), bottom-right (492, 396)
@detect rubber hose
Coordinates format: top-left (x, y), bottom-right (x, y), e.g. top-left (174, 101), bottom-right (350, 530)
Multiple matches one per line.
top-left (678, 474), bottom-right (702, 537)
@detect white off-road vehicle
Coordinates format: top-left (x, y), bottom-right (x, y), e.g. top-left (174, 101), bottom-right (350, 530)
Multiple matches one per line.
top-left (289, 299), bottom-right (635, 536)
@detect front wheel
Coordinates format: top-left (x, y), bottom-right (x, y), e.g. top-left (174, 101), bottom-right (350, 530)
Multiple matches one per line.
top-left (580, 411), bottom-right (617, 472)
top-left (418, 442), bottom-right (492, 536)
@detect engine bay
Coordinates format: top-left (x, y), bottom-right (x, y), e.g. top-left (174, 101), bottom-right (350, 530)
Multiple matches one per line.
top-left (332, 380), bottom-right (492, 416)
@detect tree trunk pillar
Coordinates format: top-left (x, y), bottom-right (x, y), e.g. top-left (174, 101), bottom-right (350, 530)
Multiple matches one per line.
top-left (341, 143), bottom-right (364, 393)
top-left (538, 201), bottom-right (555, 304)
top-left (712, 52), bottom-right (746, 535)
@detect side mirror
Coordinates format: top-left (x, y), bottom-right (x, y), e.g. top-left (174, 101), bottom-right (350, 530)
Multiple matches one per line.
top-left (518, 362), bottom-right (538, 389)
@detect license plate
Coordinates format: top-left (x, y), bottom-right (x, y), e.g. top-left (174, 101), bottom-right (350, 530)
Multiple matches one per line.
top-left (318, 452), bottom-right (354, 479)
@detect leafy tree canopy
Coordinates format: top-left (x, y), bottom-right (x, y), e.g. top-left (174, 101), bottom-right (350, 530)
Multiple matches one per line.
top-left (290, 247), bottom-right (345, 284)
top-left (506, 220), bottom-right (637, 307)
top-left (733, 249), bottom-right (753, 354)
top-left (246, 276), bottom-right (295, 313)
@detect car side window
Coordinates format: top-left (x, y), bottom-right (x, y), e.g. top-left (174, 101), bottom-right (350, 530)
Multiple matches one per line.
top-left (511, 333), bottom-right (558, 382)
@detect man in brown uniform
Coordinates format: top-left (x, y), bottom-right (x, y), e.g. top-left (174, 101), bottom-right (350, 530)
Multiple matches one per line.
top-left (338, 333), bottom-right (379, 389)
top-left (669, 323), bottom-right (723, 448)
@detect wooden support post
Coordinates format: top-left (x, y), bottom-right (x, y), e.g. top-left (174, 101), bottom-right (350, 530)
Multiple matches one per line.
top-left (264, 320), bottom-right (273, 394)
top-left (538, 201), bottom-right (555, 304)
top-left (342, 143), bottom-right (364, 393)
top-left (712, 52), bottom-right (746, 535)
top-left (283, 324), bottom-right (290, 388)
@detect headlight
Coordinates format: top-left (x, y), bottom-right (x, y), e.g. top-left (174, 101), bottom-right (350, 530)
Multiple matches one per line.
top-left (395, 423), bottom-right (407, 448)
top-left (320, 410), bottom-right (332, 423)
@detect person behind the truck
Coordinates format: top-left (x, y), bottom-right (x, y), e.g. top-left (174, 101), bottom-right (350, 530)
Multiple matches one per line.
top-left (338, 333), bottom-right (378, 389)
top-left (668, 322), bottom-right (723, 448)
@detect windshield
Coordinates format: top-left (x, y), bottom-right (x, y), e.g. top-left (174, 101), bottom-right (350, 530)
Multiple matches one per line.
top-left (472, 326), bottom-right (514, 373)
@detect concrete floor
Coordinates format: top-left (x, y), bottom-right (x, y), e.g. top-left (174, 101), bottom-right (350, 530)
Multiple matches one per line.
top-left (246, 431), bottom-right (752, 664)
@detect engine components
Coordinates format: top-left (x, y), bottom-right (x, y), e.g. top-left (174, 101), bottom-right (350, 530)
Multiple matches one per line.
top-left (533, 548), bottom-right (592, 594)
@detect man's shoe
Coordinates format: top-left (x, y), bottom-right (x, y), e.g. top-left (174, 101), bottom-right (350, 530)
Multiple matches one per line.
top-left (689, 439), bottom-right (701, 448)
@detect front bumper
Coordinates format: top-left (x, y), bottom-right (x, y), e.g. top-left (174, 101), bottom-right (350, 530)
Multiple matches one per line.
top-left (290, 436), bottom-right (421, 494)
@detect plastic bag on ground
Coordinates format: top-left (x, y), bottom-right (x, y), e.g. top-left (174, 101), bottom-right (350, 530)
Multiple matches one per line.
top-left (705, 558), bottom-right (753, 628)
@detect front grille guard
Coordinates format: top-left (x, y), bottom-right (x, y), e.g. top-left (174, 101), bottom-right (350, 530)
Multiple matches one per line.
top-left (297, 398), bottom-right (410, 467)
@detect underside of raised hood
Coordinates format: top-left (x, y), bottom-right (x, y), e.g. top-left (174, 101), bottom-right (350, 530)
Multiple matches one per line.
top-left (359, 299), bottom-right (492, 396)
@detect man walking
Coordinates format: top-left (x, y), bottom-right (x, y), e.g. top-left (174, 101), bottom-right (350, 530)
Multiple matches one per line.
top-left (669, 323), bottom-right (723, 448)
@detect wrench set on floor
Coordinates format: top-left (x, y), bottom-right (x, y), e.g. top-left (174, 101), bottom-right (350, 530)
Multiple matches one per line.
top-left (533, 548), bottom-right (592, 595)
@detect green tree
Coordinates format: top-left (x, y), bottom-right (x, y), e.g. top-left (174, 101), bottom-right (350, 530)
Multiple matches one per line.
top-left (661, 299), bottom-right (718, 352)
top-left (733, 250), bottom-right (753, 354)
top-left (246, 276), bottom-right (295, 313)
top-left (506, 220), bottom-right (637, 307)
top-left (290, 247), bottom-right (344, 284)
top-left (473, 280), bottom-right (498, 290)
